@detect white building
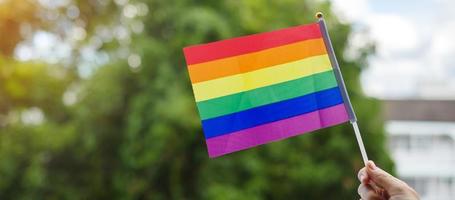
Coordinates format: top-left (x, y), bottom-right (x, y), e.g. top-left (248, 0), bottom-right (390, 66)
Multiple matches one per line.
top-left (384, 100), bottom-right (455, 200)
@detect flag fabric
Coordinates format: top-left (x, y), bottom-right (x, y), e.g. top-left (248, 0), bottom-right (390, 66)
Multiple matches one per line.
top-left (183, 22), bottom-right (351, 158)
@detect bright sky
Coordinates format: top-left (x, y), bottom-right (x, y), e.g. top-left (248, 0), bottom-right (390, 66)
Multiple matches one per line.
top-left (332, 0), bottom-right (455, 99)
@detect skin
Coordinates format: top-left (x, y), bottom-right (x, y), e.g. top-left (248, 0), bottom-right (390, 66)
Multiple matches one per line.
top-left (357, 161), bottom-right (420, 200)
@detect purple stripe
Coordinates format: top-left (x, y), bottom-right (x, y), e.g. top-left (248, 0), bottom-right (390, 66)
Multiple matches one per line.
top-left (206, 103), bottom-right (349, 158)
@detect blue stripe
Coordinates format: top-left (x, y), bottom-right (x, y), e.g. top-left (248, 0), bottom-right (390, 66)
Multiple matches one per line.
top-left (202, 87), bottom-right (344, 139)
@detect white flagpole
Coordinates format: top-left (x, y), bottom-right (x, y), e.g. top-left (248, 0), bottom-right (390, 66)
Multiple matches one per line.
top-left (315, 12), bottom-right (369, 165)
top-left (352, 121), bottom-right (369, 164)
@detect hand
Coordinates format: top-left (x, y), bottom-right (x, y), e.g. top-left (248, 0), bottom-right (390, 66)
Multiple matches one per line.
top-left (357, 161), bottom-right (419, 200)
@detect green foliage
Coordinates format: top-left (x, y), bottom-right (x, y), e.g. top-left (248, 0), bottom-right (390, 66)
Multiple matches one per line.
top-left (0, 0), bottom-right (394, 199)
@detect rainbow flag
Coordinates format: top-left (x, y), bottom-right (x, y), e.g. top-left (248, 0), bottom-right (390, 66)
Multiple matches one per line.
top-left (183, 22), bottom-right (355, 158)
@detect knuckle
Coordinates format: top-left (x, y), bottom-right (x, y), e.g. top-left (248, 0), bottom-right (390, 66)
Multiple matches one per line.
top-left (357, 184), bottom-right (363, 194)
top-left (358, 184), bottom-right (368, 195)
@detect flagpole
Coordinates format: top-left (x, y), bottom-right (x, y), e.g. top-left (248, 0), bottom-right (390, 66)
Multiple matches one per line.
top-left (352, 121), bottom-right (369, 165)
top-left (315, 12), bottom-right (369, 165)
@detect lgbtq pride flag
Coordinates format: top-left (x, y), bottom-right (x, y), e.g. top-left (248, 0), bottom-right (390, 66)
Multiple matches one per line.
top-left (183, 17), bottom-right (357, 158)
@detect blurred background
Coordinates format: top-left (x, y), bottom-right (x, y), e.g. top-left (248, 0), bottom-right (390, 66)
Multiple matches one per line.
top-left (332, 0), bottom-right (455, 199)
top-left (0, 0), bottom-right (452, 199)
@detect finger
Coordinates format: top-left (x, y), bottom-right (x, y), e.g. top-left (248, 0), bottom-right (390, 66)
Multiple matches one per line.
top-left (358, 168), bottom-right (365, 181)
top-left (366, 161), bottom-right (406, 195)
top-left (358, 168), bottom-right (369, 184)
top-left (358, 184), bottom-right (383, 200)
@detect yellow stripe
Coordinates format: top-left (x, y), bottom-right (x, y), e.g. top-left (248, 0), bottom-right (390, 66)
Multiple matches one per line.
top-left (192, 54), bottom-right (332, 102)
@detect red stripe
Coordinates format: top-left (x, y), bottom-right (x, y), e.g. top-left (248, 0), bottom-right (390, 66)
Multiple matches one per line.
top-left (183, 23), bottom-right (321, 65)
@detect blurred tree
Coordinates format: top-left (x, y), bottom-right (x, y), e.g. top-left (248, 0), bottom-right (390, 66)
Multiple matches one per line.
top-left (0, 0), bottom-right (40, 56)
top-left (0, 0), bottom-right (394, 199)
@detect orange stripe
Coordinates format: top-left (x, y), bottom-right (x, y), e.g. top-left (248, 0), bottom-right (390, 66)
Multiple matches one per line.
top-left (187, 38), bottom-right (327, 83)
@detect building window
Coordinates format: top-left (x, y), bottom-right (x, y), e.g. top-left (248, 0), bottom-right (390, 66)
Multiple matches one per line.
top-left (411, 135), bottom-right (431, 151)
top-left (389, 135), bottom-right (411, 152)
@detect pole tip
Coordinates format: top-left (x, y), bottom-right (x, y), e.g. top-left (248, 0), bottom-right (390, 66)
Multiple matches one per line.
top-left (315, 12), bottom-right (324, 19)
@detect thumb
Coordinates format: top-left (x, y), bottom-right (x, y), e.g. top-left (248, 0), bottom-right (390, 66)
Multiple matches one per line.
top-left (366, 161), bottom-right (405, 195)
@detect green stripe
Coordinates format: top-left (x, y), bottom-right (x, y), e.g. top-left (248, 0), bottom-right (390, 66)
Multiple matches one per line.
top-left (197, 70), bottom-right (338, 120)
